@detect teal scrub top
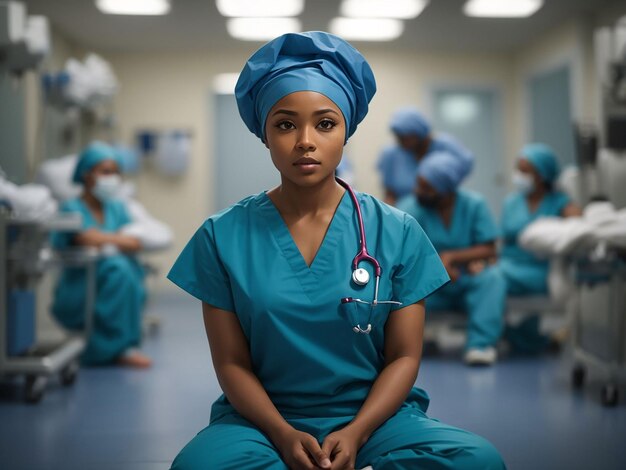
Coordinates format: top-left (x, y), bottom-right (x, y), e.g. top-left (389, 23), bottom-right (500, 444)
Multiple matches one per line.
top-left (52, 197), bottom-right (132, 248)
top-left (396, 189), bottom-right (498, 252)
top-left (168, 191), bottom-right (449, 421)
top-left (500, 191), bottom-right (570, 264)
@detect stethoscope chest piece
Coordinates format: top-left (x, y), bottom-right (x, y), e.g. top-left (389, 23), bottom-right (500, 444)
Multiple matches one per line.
top-left (352, 268), bottom-right (370, 286)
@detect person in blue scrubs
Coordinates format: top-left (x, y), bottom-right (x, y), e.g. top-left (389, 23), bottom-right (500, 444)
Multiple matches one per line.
top-left (52, 142), bottom-right (150, 368)
top-left (498, 143), bottom-right (581, 354)
top-left (167, 32), bottom-right (505, 469)
top-left (397, 151), bottom-right (506, 365)
top-left (377, 107), bottom-right (474, 206)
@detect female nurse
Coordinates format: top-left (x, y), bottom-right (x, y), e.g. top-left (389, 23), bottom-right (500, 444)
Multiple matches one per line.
top-left (168, 32), bottom-right (505, 469)
top-left (377, 107), bottom-right (474, 206)
top-left (52, 141), bottom-right (150, 368)
top-left (397, 152), bottom-right (507, 366)
top-left (498, 143), bottom-right (581, 353)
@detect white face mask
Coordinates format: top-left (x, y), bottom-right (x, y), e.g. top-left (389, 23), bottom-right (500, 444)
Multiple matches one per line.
top-left (92, 174), bottom-right (122, 202)
top-left (512, 170), bottom-right (534, 194)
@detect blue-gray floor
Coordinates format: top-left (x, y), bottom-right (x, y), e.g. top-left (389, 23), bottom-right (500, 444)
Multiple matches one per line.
top-left (1, 292), bottom-right (625, 470)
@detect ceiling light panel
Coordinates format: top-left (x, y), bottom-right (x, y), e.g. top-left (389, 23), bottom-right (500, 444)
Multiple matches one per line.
top-left (95, 0), bottom-right (171, 15)
top-left (340, 0), bottom-right (428, 20)
top-left (329, 18), bottom-right (404, 41)
top-left (227, 18), bottom-right (301, 41)
top-left (463, 0), bottom-right (543, 18)
top-left (217, 0), bottom-right (304, 18)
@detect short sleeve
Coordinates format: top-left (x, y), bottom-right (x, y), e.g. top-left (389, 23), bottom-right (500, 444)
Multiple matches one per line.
top-left (167, 220), bottom-right (235, 312)
top-left (113, 200), bottom-right (132, 228)
top-left (554, 191), bottom-right (571, 215)
top-left (471, 197), bottom-right (498, 244)
top-left (391, 214), bottom-right (450, 309)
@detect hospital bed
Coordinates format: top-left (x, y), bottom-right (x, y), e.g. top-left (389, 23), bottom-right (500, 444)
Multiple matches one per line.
top-left (570, 252), bottom-right (626, 406)
top-left (0, 207), bottom-right (95, 403)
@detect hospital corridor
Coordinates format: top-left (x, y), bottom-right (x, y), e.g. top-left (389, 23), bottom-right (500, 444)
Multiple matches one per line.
top-left (1, 1), bottom-right (626, 469)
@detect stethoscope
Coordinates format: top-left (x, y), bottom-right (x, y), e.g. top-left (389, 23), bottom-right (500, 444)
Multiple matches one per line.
top-left (336, 177), bottom-right (402, 334)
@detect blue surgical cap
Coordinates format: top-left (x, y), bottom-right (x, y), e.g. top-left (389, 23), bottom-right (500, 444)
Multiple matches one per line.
top-left (235, 31), bottom-right (376, 143)
top-left (390, 107), bottom-right (431, 138)
top-left (520, 143), bottom-right (559, 183)
top-left (418, 151), bottom-right (470, 194)
top-left (72, 141), bottom-right (121, 184)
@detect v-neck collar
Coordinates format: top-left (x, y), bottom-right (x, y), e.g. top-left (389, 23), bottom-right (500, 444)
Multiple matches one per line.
top-left (78, 198), bottom-right (108, 228)
top-left (256, 190), bottom-right (351, 300)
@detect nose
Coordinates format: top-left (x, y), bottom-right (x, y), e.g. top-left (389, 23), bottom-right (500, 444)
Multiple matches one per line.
top-left (296, 125), bottom-right (316, 152)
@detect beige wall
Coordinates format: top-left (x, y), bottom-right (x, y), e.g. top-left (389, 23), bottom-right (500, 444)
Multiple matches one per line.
top-left (91, 6), bottom-right (625, 292)
top-left (105, 47), bottom-right (517, 291)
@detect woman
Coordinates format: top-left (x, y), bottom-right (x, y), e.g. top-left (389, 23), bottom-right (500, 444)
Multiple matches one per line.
top-left (397, 152), bottom-right (506, 366)
top-left (52, 142), bottom-right (150, 368)
top-left (499, 143), bottom-right (581, 353)
top-left (377, 107), bottom-right (474, 206)
top-left (168, 32), bottom-right (505, 469)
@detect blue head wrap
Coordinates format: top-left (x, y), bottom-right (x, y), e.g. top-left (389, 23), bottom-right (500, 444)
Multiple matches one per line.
top-left (235, 31), bottom-right (376, 143)
top-left (520, 143), bottom-right (559, 183)
top-left (390, 107), bottom-right (431, 138)
top-left (72, 141), bottom-right (121, 184)
top-left (418, 151), bottom-right (469, 194)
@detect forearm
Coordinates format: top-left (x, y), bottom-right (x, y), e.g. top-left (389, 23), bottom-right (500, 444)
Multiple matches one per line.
top-left (344, 355), bottom-right (420, 446)
top-left (216, 363), bottom-right (293, 443)
top-left (106, 233), bottom-right (142, 252)
top-left (444, 243), bottom-right (495, 265)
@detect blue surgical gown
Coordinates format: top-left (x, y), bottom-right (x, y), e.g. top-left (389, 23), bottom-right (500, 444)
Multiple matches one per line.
top-left (497, 190), bottom-right (570, 354)
top-left (167, 191), bottom-right (505, 469)
top-left (52, 198), bottom-right (145, 365)
top-left (397, 190), bottom-right (506, 349)
top-left (377, 133), bottom-right (474, 201)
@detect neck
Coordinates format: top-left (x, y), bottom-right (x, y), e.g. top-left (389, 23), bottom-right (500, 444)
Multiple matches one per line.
top-left (81, 190), bottom-right (103, 211)
top-left (527, 185), bottom-right (547, 201)
top-left (438, 192), bottom-right (455, 210)
top-left (272, 174), bottom-right (345, 216)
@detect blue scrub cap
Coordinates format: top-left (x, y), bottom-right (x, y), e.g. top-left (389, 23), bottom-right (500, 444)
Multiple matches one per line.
top-left (520, 143), bottom-right (559, 183)
top-left (235, 31), bottom-right (376, 143)
top-left (390, 107), bottom-right (431, 138)
top-left (418, 151), bottom-right (469, 194)
top-left (72, 141), bottom-right (121, 184)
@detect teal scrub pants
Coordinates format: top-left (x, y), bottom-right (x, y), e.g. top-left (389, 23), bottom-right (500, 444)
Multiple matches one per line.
top-left (171, 407), bottom-right (505, 469)
top-left (52, 255), bottom-right (145, 365)
top-left (426, 266), bottom-right (506, 349)
top-left (497, 259), bottom-right (551, 354)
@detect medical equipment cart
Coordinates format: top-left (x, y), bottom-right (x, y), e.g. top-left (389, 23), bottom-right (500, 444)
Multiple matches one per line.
top-left (570, 252), bottom-right (626, 406)
top-left (0, 208), bottom-right (96, 403)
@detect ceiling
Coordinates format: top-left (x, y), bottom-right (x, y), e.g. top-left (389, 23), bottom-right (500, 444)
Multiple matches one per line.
top-left (20, 0), bottom-right (623, 54)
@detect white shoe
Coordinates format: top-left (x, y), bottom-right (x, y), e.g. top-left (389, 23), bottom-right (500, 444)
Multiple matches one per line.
top-left (464, 347), bottom-right (497, 366)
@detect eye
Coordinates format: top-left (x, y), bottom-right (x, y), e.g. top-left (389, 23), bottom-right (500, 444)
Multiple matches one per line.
top-left (318, 119), bottom-right (336, 130)
top-left (276, 120), bottom-right (295, 130)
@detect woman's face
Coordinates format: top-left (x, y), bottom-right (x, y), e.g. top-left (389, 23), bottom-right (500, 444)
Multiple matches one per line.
top-left (264, 91), bottom-right (345, 187)
top-left (415, 176), bottom-right (442, 207)
top-left (84, 159), bottom-right (120, 190)
top-left (517, 158), bottom-right (543, 188)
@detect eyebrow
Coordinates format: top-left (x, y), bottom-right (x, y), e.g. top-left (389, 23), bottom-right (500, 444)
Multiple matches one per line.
top-left (271, 108), bottom-right (340, 117)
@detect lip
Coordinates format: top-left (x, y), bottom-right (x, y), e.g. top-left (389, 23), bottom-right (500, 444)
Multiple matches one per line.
top-left (293, 156), bottom-right (321, 166)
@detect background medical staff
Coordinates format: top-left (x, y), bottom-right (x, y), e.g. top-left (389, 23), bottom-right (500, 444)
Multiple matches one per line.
top-left (498, 143), bottom-right (581, 354)
top-left (377, 107), bottom-right (474, 206)
top-left (397, 151), bottom-right (506, 365)
top-left (52, 142), bottom-right (150, 368)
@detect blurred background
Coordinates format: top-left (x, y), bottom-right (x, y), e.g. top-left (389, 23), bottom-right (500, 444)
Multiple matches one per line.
top-left (1, 0), bottom-right (623, 290)
top-left (2, 1), bottom-right (626, 469)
